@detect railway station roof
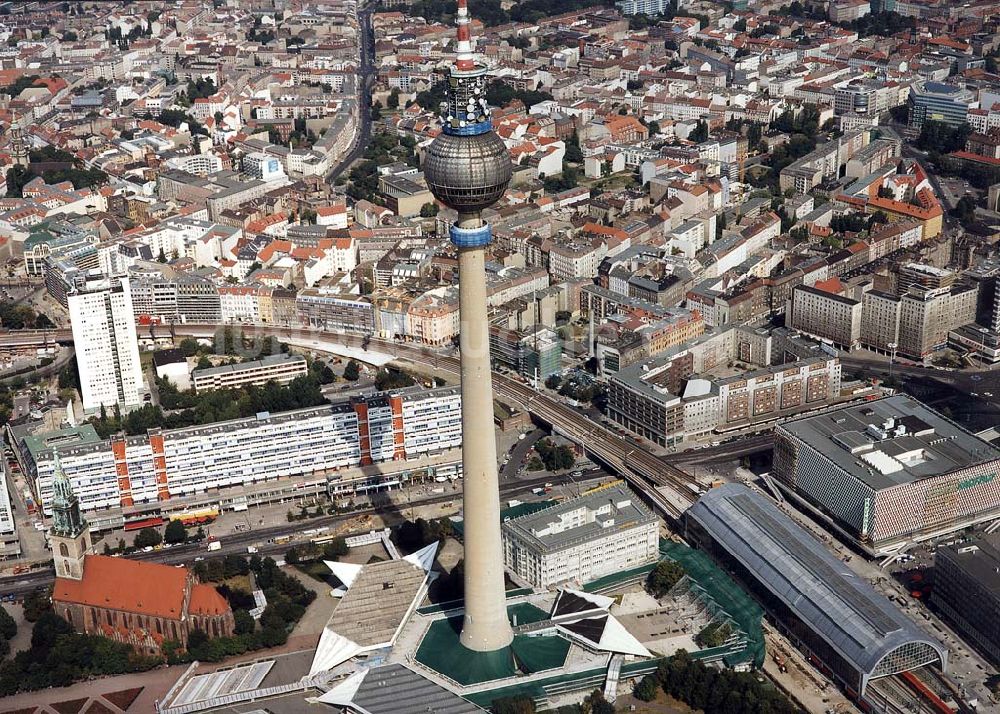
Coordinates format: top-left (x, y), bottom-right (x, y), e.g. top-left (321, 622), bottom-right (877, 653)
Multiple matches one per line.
top-left (688, 484), bottom-right (947, 694)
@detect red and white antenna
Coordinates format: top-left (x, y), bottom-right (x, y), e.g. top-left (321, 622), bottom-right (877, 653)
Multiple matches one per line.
top-left (454, 0), bottom-right (476, 71)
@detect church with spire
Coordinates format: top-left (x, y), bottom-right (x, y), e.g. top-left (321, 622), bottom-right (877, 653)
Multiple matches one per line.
top-left (50, 454), bottom-right (91, 581)
top-left (50, 456), bottom-right (235, 655)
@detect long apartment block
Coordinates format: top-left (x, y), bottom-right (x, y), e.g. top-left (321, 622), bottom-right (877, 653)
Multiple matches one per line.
top-left (18, 386), bottom-right (462, 514)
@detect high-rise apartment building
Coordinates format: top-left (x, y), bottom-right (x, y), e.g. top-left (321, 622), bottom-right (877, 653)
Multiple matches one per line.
top-left (860, 266), bottom-right (978, 359)
top-left (67, 275), bottom-right (144, 413)
top-left (788, 285), bottom-right (863, 350)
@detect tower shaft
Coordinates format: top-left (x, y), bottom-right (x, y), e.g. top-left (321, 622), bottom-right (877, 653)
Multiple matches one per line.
top-left (421, 0), bottom-right (514, 655)
top-left (456, 215), bottom-right (513, 652)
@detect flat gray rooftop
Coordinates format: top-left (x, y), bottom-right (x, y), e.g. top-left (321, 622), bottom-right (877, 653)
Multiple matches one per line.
top-left (938, 533), bottom-right (1000, 598)
top-left (502, 482), bottom-right (656, 553)
top-left (192, 353), bottom-right (305, 379)
top-left (777, 395), bottom-right (1000, 491)
top-left (336, 663), bottom-right (483, 713)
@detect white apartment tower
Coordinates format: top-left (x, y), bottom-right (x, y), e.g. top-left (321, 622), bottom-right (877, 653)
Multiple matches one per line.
top-left (68, 276), bottom-right (144, 413)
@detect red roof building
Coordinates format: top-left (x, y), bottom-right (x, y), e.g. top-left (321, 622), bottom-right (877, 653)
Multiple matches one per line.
top-left (53, 554), bottom-right (234, 655)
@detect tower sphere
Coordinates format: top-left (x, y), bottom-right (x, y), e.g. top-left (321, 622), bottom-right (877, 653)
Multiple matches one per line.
top-left (424, 130), bottom-right (512, 213)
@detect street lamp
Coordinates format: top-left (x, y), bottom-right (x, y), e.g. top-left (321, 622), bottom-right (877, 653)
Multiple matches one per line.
top-left (887, 342), bottom-right (898, 384)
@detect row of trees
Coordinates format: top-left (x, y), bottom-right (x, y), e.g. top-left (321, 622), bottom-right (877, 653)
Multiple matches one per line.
top-left (130, 519), bottom-right (196, 550)
top-left (168, 555), bottom-right (316, 663)
top-left (414, 79), bottom-right (553, 114)
top-left (491, 688), bottom-right (615, 713)
top-left (633, 650), bottom-right (796, 714)
top-left (915, 120), bottom-right (971, 155)
top-left (531, 438), bottom-right (576, 472)
top-left (394, 517), bottom-right (454, 553)
top-left (374, 366), bottom-right (416, 391)
top-left (87, 370), bottom-right (330, 439)
top-left (344, 131), bottom-right (419, 203)
top-left (0, 301), bottom-right (54, 330)
top-left (0, 599), bottom-right (160, 695)
top-left (405, 0), bottom-right (614, 27)
top-left (0, 605), bottom-right (16, 659)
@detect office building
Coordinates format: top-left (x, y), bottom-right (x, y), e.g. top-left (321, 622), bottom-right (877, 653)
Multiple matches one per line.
top-left (615, 0), bottom-right (672, 14)
top-left (687, 484), bottom-right (947, 702)
top-left (779, 131), bottom-right (869, 193)
top-left (489, 325), bottom-right (562, 381)
top-left (67, 275), bottom-right (144, 413)
top-left (964, 258), bottom-right (1000, 332)
top-left (242, 152), bottom-right (286, 182)
top-left (789, 284), bottom-right (863, 350)
top-left (897, 263), bottom-right (956, 295)
top-left (502, 482), bottom-right (659, 588)
top-left (608, 352), bottom-right (840, 446)
top-left (773, 395), bottom-right (1000, 553)
top-left (932, 534), bottom-right (1000, 663)
top-left (907, 81), bottom-right (975, 128)
top-left (296, 287), bottom-right (375, 333)
top-left (192, 353), bottom-right (308, 392)
top-left (22, 386), bottom-right (463, 514)
top-left (860, 276), bottom-right (977, 359)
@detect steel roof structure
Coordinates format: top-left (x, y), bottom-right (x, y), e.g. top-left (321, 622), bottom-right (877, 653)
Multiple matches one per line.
top-left (688, 484), bottom-right (947, 696)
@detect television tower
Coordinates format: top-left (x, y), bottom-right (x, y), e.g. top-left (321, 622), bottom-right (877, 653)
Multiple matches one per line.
top-left (423, 0), bottom-right (513, 653)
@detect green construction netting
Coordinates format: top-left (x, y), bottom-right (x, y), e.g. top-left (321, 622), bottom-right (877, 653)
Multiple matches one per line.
top-left (511, 633), bottom-right (571, 674)
top-left (508, 602), bottom-right (549, 627)
top-left (415, 603), bottom-right (570, 686)
top-left (661, 541), bottom-right (766, 668)
top-left (414, 617), bottom-right (517, 685)
top-left (581, 561), bottom-right (658, 593)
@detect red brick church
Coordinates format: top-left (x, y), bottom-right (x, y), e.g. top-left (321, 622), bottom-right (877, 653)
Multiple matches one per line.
top-left (48, 456), bottom-right (234, 655)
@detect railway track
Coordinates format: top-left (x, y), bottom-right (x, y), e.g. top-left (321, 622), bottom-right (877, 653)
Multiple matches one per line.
top-left (0, 325), bottom-right (699, 520)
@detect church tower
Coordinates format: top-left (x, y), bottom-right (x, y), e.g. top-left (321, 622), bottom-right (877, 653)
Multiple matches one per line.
top-left (50, 453), bottom-right (90, 581)
top-left (8, 119), bottom-right (29, 168)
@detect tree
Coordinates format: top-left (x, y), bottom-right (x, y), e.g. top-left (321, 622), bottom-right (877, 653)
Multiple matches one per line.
top-left (419, 202), bottom-right (439, 217)
top-left (30, 611), bottom-right (72, 650)
top-left (322, 537), bottom-right (349, 560)
top-left (491, 696), bottom-right (535, 714)
top-left (5, 165), bottom-right (31, 198)
top-left (584, 689), bottom-right (615, 714)
top-left (0, 605), bottom-right (16, 640)
top-left (164, 519), bottom-right (187, 544)
top-left (534, 439), bottom-right (575, 471)
top-left (179, 337), bottom-right (200, 357)
top-left (234, 609), bottom-right (255, 635)
top-left (690, 120), bottom-right (709, 143)
top-left (22, 589), bottom-right (51, 622)
top-left (387, 88), bottom-right (400, 109)
top-left (634, 674), bottom-right (658, 701)
top-left (647, 559), bottom-right (685, 597)
top-left (564, 131), bottom-right (583, 163)
top-left (58, 363), bottom-right (80, 391)
top-left (952, 194), bottom-right (977, 223)
top-left (343, 359), bottom-right (361, 381)
top-left (133, 526), bottom-right (163, 549)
